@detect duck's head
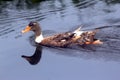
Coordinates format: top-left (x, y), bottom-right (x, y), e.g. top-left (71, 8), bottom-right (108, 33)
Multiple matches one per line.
top-left (22, 21), bottom-right (43, 43)
top-left (22, 21), bottom-right (41, 35)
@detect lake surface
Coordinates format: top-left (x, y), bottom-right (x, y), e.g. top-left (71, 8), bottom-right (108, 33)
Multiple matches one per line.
top-left (0, 0), bottom-right (120, 80)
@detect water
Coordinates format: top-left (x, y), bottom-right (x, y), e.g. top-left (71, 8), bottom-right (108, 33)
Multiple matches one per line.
top-left (0, 0), bottom-right (120, 80)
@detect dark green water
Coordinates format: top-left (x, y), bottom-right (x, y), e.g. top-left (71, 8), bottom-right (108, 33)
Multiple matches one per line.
top-left (0, 0), bottom-right (120, 80)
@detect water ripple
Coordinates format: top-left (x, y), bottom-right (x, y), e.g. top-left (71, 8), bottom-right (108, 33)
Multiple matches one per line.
top-left (74, 0), bottom-right (97, 9)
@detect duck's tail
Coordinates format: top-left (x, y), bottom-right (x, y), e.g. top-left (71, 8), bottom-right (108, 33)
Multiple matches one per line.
top-left (84, 29), bottom-right (103, 45)
top-left (73, 25), bottom-right (82, 33)
top-left (73, 25), bottom-right (84, 36)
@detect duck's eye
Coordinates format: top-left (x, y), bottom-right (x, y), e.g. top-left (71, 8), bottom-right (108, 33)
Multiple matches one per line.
top-left (29, 22), bottom-right (36, 27)
top-left (29, 23), bottom-right (34, 26)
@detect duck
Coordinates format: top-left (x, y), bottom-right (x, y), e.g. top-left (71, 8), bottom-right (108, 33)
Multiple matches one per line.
top-left (22, 21), bottom-right (103, 48)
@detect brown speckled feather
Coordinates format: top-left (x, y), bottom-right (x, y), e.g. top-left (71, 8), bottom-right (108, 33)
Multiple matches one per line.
top-left (40, 30), bottom-right (97, 47)
top-left (40, 32), bottom-right (75, 47)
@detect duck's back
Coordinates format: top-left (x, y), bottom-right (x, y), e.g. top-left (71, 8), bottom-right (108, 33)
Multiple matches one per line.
top-left (40, 32), bottom-right (75, 47)
top-left (40, 30), bottom-right (98, 47)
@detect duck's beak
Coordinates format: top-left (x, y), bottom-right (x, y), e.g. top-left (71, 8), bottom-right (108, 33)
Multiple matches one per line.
top-left (22, 26), bottom-right (31, 33)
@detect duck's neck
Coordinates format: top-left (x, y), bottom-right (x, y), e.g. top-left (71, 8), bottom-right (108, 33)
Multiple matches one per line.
top-left (34, 28), bottom-right (44, 43)
top-left (35, 33), bottom-right (44, 43)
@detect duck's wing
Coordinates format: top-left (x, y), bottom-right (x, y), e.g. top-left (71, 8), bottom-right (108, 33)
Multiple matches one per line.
top-left (40, 32), bottom-right (75, 47)
top-left (40, 29), bottom-right (101, 47)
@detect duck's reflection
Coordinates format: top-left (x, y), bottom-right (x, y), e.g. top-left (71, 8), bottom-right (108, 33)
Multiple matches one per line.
top-left (21, 45), bottom-right (42, 65)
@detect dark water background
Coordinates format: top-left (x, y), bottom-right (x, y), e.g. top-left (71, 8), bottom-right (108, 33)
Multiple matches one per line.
top-left (0, 0), bottom-right (120, 80)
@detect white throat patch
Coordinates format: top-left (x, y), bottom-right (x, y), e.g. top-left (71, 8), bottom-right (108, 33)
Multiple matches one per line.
top-left (35, 34), bottom-right (44, 43)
